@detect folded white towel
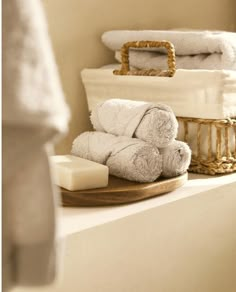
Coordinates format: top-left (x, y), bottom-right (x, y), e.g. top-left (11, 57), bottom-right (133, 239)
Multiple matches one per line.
top-left (115, 50), bottom-right (234, 70)
top-left (102, 30), bottom-right (236, 70)
top-left (90, 99), bottom-right (178, 148)
top-left (71, 132), bottom-right (162, 183)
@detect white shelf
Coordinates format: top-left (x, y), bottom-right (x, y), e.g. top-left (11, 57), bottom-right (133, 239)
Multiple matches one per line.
top-left (58, 172), bottom-right (236, 238)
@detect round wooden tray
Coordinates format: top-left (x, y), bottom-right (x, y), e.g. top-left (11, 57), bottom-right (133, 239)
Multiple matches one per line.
top-left (60, 172), bottom-right (188, 207)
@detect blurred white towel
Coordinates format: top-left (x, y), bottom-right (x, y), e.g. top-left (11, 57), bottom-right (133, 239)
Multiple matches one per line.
top-left (3, 0), bottom-right (70, 290)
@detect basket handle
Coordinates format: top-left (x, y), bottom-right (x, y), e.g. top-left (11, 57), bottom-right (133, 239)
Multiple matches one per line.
top-left (113, 40), bottom-right (176, 77)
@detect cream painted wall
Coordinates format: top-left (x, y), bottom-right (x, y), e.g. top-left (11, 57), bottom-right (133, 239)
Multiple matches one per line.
top-left (43, 0), bottom-right (236, 153)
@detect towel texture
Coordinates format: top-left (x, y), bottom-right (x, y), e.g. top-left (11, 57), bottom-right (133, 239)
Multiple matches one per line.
top-left (159, 140), bottom-right (191, 178)
top-left (3, 0), bottom-right (70, 290)
top-left (71, 132), bottom-right (162, 183)
top-left (102, 30), bottom-right (236, 70)
top-left (90, 99), bottom-right (178, 148)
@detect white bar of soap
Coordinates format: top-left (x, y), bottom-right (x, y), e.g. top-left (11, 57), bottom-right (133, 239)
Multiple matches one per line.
top-left (50, 155), bottom-right (109, 191)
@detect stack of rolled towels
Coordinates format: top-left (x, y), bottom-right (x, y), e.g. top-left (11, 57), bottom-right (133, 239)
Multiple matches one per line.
top-left (72, 99), bottom-right (191, 183)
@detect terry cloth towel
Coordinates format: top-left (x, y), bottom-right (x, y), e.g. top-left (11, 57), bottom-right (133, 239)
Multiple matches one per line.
top-left (90, 99), bottom-right (178, 148)
top-left (102, 30), bottom-right (236, 70)
top-left (3, 0), bottom-right (70, 291)
top-left (160, 140), bottom-right (191, 178)
top-left (71, 132), bottom-right (162, 183)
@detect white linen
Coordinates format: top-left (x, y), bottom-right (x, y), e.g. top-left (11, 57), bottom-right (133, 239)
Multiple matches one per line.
top-left (159, 141), bottom-right (191, 178)
top-left (81, 67), bottom-right (236, 159)
top-left (71, 132), bottom-right (163, 183)
top-left (102, 30), bottom-right (236, 70)
top-left (3, 0), bottom-right (70, 290)
top-left (81, 68), bottom-right (236, 119)
top-left (91, 98), bottom-right (178, 147)
top-left (115, 49), bottom-right (236, 70)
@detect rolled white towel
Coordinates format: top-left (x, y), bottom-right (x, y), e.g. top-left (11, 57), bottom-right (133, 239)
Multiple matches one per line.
top-left (90, 98), bottom-right (178, 148)
top-left (71, 131), bottom-right (162, 183)
top-left (160, 140), bottom-right (191, 178)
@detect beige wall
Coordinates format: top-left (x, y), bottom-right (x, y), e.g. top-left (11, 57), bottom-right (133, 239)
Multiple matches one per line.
top-left (43, 0), bottom-right (236, 153)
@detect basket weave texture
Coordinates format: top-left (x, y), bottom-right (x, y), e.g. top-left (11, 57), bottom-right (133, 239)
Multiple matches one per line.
top-left (113, 40), bottom-right (176, 77)
top-left (113, 40), bottom-right (236, 175)
top-left (177, 117), bottom-right (236, 175)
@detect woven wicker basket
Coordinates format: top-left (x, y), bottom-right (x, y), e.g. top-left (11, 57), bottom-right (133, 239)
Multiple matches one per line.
top-left (113, 40), bottom-right (236, 175)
